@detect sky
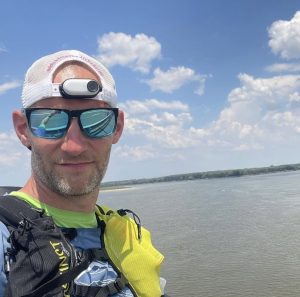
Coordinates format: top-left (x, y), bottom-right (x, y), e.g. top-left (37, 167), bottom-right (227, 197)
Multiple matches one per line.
top-left (1, 0), bottom-right (300, 186)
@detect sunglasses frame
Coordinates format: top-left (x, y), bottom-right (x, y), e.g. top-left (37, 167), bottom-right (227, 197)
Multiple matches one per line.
top-left (23, 107), bottom-right (119, 139)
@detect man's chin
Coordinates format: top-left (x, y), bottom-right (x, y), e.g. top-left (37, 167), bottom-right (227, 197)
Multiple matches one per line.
top-left (53, 179), bottom-right (100, 197)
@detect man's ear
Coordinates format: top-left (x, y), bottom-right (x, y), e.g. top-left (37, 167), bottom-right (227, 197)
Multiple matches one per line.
top-left (12, 110), bottom-right (32, 150)
top-left (112, 110), bottom-right (124, 144)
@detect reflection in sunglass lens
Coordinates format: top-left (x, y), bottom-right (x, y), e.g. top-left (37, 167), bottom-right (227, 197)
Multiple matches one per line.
top-left (29, 109), bottom-right (68, 139)
top-left (80, 109), bottom-right (116, 138)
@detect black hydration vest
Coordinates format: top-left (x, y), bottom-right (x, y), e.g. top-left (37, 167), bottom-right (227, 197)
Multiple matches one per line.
top-left (0, 195), bottom-right (130, 297)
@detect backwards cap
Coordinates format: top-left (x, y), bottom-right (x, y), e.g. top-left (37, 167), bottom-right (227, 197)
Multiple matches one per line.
top-left (22, 50), bottom-right (117, 107)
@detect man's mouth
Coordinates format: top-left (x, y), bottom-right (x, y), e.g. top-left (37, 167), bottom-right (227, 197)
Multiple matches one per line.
top-left (57, 161), bottom-right (94, 169)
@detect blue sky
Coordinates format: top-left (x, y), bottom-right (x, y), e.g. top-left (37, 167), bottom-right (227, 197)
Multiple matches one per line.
top-left (1, 0), bottom-right (300, 186)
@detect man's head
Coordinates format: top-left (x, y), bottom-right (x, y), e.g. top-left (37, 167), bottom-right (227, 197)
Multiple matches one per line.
top-left (22, 50), bottom-right (117, 108)
top-left (13, 50), bottom-right (124, 198)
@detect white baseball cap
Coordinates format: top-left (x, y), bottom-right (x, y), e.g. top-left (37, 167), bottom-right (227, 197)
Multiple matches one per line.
top-left (21, 50), bottom-right (117, 108)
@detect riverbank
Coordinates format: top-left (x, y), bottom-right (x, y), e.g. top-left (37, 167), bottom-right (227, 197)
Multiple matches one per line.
top-left (101, 163), bottom-right (300, 188)
top-left (101, 185), bottom-right (133, 192)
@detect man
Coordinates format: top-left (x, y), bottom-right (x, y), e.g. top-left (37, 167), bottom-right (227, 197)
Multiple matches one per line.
top-left (0, 50), bottom-right (165, 297)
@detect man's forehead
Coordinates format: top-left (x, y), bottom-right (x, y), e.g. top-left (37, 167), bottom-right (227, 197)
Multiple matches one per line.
top-left (53, 63), bottom-right (100, 84)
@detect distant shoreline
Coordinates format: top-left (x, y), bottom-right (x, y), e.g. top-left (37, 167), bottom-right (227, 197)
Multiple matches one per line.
top-left (101, 185), bottom-right (133, 192)
top-left (101, 163), bottom-right (300, 188)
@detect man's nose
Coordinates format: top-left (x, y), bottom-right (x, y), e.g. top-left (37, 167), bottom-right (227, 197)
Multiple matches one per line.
top-left (60, 119), bottom-right (88, 155)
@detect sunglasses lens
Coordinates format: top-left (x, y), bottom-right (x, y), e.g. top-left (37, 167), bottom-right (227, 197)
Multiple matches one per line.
top-left (80, 109), bottom-right (117, 138)
top-left (29, 109), bottom-right (68, 139)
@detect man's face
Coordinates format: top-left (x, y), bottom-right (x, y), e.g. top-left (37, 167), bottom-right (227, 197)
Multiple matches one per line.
top-left (20, 64), bottom-right (124, 197)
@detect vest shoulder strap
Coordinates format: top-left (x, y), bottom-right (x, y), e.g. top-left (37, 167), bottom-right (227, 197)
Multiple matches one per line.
top-left (0, 195), bottom-right (42, 228)
top-left (0, 187), bottom-right (21, 196)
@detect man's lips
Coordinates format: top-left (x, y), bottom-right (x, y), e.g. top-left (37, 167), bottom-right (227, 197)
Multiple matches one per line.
top-left (57, 161), bottom-right (94, 169)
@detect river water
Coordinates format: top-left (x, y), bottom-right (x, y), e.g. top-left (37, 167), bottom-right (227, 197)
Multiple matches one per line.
top-left (99, 171), bottom-right (300, 297)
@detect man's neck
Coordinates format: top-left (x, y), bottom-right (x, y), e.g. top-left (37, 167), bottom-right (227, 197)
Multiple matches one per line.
top-left (20, 177), bottom-right (99, 213)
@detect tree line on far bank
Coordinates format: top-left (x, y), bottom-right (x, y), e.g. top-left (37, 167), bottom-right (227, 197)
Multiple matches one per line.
top-left (102, 163), bottom-right (300, 188)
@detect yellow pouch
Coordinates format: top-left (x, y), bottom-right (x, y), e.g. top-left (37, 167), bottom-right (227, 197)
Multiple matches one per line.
top-left (96, 206), bottom-right (164, 297)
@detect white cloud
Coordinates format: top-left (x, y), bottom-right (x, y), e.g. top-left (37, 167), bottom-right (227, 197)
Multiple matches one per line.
top-left (145, 66), bottom-right (208, 95)
top-left (112, 144), bottom-right (187, 165)
top-left (96, 32), bottom-right (161, 73)
top-left (289, 91), bottom-right (300, 103)
top-left (119, 98), bottom-right (189, 115)
top-left (0, 131), bottom-right (29, 166)
top-left (189, 127), bottom-right (210, 138)
top-left (228, 73), bottom-right (300, 113)
top-left (144, 124), bottom-right (199, 149)
top-left (0, 130), bottom-right (31, 186)
top-left (120, 98), bottom-right (200, 150)
top-left (0, 80), bottom-right (21, 95)
top-left (204, 72), bottom-right (300, 151)
top-left (268, 11), bottom-right (300, 60)
top-left (265, 63), bottom-right (300, 73)
top-left (149, 112), bottom-right (192, 124)
top-left (0, 151), bottom-right (23, 166)
top-left (113, 145), bottom-right (156, 161)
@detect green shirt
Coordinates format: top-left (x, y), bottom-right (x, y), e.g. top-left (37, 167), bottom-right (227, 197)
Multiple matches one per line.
top-left (10, 191), bottom-right (97, 228)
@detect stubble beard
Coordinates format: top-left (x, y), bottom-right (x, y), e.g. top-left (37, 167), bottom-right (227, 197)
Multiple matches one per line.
top-left (31, 148), bottom-right (109, 198)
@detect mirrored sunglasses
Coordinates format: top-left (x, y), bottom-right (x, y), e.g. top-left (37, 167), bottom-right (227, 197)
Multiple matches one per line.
top-left (23, 108), bottom-right (118, 139)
